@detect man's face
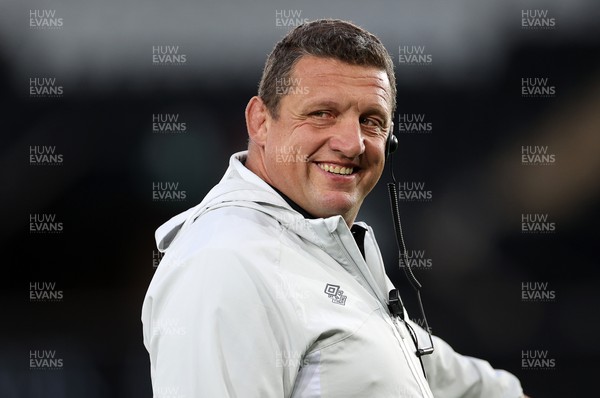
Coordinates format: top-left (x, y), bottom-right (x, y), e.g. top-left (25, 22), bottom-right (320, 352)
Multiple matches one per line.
top-left (250, 55), bottom-right (393, 224)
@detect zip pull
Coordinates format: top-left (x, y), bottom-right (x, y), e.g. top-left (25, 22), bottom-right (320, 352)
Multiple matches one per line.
top-left (388, 289), bottom-right (406, 340)
top-left (388, 289), bottom-right (405, 320)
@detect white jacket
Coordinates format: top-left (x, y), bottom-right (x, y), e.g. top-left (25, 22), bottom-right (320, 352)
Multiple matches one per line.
top-left (141, 151), bottom-right (524, 398)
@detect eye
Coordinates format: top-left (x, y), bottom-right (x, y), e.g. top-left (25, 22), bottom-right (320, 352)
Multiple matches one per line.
top-left (310, 110), bottom-right (333, 118)
top-left (360, 116), bottom-right (384, 130)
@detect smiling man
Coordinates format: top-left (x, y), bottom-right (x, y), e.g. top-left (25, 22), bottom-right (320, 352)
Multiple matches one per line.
top-left (245, 55), bottom-right (392, 225)
top-left (142, 19), bottom-right (527, 398)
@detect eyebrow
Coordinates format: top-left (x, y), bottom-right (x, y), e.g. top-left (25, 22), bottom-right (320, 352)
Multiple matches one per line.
top-left (300, 98), bottom-right (390, 118)
top-left (300, 99), bottom-right (342, 112)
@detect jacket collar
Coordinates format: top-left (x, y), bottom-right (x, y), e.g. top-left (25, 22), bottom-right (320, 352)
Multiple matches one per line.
top-left (154, 151), bottom-right (388, 304)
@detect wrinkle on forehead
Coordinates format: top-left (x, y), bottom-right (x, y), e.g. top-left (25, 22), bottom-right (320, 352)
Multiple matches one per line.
top-left (290, 57), bottom-right (393, 113)
top-left (314, 75), bottom-right (390, 101)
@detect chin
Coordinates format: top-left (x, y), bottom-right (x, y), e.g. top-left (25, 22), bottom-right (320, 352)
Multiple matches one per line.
top-left (313, 195), bottom-right (356, 218)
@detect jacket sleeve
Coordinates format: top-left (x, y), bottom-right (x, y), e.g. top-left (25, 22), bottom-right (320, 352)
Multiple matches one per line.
top-left (142, 249), bottom-right (303, 398)
top-left (406, 319), bottom-right (524, 398)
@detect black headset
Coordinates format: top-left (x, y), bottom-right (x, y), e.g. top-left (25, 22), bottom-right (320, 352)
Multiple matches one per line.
top-left (385, 122), bottom-right (435, 379)
top-left (385, 128), bottom-right (399, 159)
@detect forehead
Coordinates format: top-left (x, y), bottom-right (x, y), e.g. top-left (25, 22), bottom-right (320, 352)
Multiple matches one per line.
top-left (290, 55), bottom-right (390, 88)
top-left (288, 55), bottom-right (392, 110)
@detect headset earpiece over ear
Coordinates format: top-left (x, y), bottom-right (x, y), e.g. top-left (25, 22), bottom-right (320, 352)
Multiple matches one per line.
top-left (385, 124), bottom-right (398, 159)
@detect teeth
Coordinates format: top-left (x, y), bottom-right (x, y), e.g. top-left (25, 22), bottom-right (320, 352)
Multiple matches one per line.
top-left (318, 163), bottom-right (354, 175)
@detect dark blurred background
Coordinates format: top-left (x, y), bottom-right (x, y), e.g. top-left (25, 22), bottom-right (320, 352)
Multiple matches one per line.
top-left (2, 0), bottom-right (599, 397)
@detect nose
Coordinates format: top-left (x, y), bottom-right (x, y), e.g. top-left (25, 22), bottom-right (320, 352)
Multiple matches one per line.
top-left (328, 117), bottom-right (365, 158)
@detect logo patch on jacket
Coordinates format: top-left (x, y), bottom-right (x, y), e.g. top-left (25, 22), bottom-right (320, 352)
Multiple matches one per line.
top-left (324, 284), bottom-right (347, 306)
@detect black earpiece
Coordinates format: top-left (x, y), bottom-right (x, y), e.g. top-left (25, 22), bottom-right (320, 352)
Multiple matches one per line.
top-left (385, 129), bottom-right (398, 159)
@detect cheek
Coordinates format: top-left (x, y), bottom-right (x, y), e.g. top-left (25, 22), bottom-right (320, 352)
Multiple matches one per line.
top-left (285, 126), bottom-right (324, 157)
top-left (367, 137), bottom-right (387, 163)
top-left (362, 140), bottom-right (387, 185)
top-left (266, 119), bottom-right (303, 149)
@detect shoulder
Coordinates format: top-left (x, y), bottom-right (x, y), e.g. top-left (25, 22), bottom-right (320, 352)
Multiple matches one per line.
top-left (182, 205), bottom-right (281, 253)
top-left (144, 205), bottom-right (290, 320)
top-left (156, 205), bottom-right (284, 279)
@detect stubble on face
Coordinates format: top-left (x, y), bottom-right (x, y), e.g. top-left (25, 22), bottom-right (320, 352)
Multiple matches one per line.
top-left (247, 56), bottom-right (393, 225)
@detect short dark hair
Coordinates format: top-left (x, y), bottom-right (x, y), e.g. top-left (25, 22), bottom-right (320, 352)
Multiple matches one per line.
top-left (258, 19), bottom-right (397, 118)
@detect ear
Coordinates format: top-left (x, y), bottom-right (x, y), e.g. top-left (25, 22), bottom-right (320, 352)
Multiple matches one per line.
top-left (245, 96), bottom-right (269, 146)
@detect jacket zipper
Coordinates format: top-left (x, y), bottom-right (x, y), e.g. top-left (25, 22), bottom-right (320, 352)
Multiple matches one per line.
top-left (332, 232), bottom-right (432, 397)
top-left (331, 233), bottom-right (385, 304)
top-left (390, 316), bottom-right (432, 397)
